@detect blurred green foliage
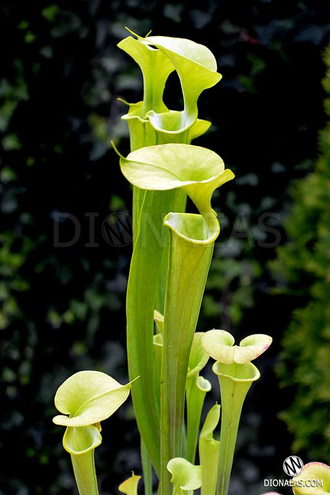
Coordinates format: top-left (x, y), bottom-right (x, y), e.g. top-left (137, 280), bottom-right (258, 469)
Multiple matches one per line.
top-left (0, 0), bottom-right (330, 493)
top-left (270, 42), bottom-right (330, 464)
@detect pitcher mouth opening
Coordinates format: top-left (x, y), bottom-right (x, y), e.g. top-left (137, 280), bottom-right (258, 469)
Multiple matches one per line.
top-left (164, 212), bottom-right (219, 245)
top-left (212, 361), bottom-right (260, 382)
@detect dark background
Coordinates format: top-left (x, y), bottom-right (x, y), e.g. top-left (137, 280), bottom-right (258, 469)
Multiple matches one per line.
top-left (1, 1), bottom-right (330, 494)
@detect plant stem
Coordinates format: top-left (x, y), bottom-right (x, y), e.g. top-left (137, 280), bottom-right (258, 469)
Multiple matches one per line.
top-left (71, 451), bottom-right (99, 495)
top-left (199, 404), bottom-right (221, 495)
top-left (141, 439), bottom-right (153, 495)
top-left (127, 189), bottom-right (186, 475)
top-left (213, 362), bottom-right (260, 495)
top-left (160, 214), bottom-right (215, 495)
top-left (186, 375), bottom-right (210, 464)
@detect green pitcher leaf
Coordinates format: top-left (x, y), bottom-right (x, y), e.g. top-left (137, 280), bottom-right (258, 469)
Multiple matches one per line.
top-left (167, 457), bottom-right (202, 495)
top-left (186, 334), bottom-right (211, 464)
top-left (53, 370), bottom-right (133, 427)
top-left (126, 188), bottom-right (187, 475)
top-left (118, 472), bottom-right (142, 495)
top-left (132, 144), bottom-right (234, 493)
top-left (119, 143), bottom-right (234, 222)
top-left (118, 35), bottom-right (173, 151)
top-left (63, 425), bottom-right (102, 455)
top-left (118, 35), bottom-right (174, 117)
top-left (202, 330), bottom-right (272, 364)
top-left (142, 35), bottom-right (222, 134)
top-left (120, 143), bottom-right (225, 190)
top-left (187, 332), bottom-right (210, 377)
top-left (186, 374), bottom-right (211, 464)
top-left (213, 361), bottom-right (261, 495)
top-left (199, 404), bottom-right (221, 495)
top-left (116, 34), bottom-right (231, 490)
top-left (160, 212), bottom-right (223, 493)
top-left (118, 33), bottom-right (221, 141)
top-left (200, 403), bottom-right (221, 441)
top-left (53, 372), bottom-right (134, 495)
